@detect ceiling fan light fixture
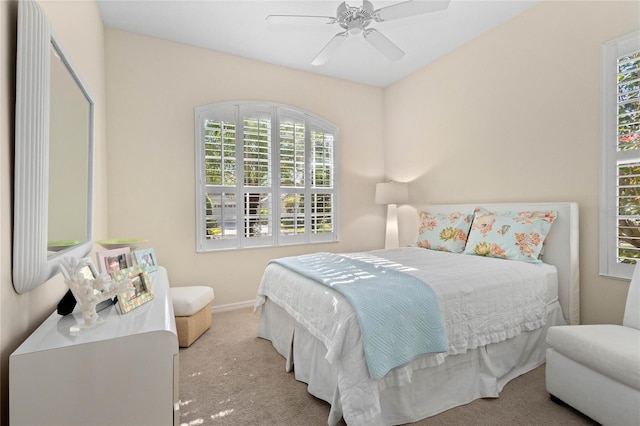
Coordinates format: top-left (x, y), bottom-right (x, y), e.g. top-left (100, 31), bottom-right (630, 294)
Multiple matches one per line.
top-left (347, 20), bottom-right (363, 35)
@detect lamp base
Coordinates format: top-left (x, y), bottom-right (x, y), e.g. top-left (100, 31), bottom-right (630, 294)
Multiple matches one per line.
top-left (384, 204), bottom-right (400, 249)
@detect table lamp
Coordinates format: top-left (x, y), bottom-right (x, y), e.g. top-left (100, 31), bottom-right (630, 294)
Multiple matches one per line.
top-left (375, 182), bottom-right (409, 249)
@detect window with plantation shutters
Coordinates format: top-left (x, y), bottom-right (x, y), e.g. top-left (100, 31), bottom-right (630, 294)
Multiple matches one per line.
top-left (600, 31), bottom-right (640, 280)
top-left (195, 102), bottom-right (339, 251)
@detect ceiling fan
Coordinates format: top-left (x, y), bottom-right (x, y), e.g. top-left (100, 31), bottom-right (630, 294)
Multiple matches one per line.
top-left (266, 0), bottom-right (450, 66)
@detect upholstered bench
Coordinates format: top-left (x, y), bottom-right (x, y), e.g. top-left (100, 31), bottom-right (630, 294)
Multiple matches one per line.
top-left (170, 286), bottom-right (215, 348)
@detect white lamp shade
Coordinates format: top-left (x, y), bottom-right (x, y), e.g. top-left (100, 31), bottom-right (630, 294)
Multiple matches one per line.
top-left (375, 182), bottom-right (409, 205)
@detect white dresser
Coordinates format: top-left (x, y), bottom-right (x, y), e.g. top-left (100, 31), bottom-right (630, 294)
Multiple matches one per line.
top-left (10, 266), bottom-right (179, 425)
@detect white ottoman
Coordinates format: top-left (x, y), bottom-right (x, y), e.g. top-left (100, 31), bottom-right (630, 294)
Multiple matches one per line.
top-left (546, 263), bottom-right (640, 426)
top-left (546, 325), bottom-right (640, 425)
top-left (170, 286), bottom-right (215, 348)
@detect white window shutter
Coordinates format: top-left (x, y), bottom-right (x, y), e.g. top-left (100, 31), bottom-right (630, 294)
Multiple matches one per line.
top-left (195, 102), bottom-right (339, 251)
top-left (601, 31), bottom-right (640, 279)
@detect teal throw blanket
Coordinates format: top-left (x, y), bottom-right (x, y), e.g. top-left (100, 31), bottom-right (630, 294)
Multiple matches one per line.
top-left (272, 252), bottom-right (448, 379)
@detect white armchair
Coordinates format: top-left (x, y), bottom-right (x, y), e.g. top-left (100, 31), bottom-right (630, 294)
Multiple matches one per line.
top-left (545, 263), bottom-right (640, 425)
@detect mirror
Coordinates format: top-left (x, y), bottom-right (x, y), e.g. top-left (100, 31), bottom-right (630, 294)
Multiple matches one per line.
top-left (13, 0), bottom-right (94, 294)
top-left (48, 45), bottom-right (91, 247)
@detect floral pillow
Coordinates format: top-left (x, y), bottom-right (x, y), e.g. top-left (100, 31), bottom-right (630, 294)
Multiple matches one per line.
top-left (416, 211), bottom-right (474, 253)
top-left (463, 209), bottom-right (558, 263)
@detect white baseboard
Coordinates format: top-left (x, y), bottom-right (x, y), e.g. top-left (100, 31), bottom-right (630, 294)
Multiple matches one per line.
top-left (211, 299), bottom-right (254, 314)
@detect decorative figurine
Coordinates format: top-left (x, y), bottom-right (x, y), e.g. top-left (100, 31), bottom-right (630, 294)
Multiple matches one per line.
top-left (60, 257), bottom-right (132, 331)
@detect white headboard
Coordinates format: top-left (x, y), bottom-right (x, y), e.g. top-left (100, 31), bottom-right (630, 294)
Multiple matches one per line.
top-left (416, 202), bottom-right (580, 325)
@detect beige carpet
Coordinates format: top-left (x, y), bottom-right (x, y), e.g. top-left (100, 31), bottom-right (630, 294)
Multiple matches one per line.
top-left (178, 308), bottom-right (598, 426)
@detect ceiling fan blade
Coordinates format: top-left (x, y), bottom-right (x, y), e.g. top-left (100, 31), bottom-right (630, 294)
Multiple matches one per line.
top-left (363, 29), bottom-right (404, 61)
top-left (374, 0), bottom-right (450, 22)
top-left (266, 14), bottom-right (337, 25)
top-left (311, 32), bottom-right (348, 66)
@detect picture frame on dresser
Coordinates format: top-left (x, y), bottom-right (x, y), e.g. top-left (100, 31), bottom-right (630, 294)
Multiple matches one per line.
top-left (133, 247), bottom-right (158, 273)
top-left (59, 257), bottom-right (98, 281)
top-left (96, 247), bottom-right (131, 275)
top-left (112, 264), bottom-right (154, 314)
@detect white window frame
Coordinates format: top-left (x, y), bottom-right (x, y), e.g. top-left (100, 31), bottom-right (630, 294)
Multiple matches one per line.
top-left (600, 30), bottom-right (640, 280)
top-left (195, 101), bottom-right (339, 252)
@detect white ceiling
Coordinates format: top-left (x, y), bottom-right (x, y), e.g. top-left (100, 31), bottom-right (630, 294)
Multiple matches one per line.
top-left (97, 0), bottom-right (538, 88)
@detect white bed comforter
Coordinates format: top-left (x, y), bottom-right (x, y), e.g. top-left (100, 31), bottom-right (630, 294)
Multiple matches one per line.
top-left (255, 247), bottom-right (554, 425)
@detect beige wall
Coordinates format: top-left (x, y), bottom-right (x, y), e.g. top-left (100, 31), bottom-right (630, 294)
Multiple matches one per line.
top-left (0, 1), bottom-right (14, 421)
top-left (104, 30), bottom-right (386, 307)
top-left (386, 0), bottom-right (640, 324)
top-left (0, 0), bottom-right (108, 422)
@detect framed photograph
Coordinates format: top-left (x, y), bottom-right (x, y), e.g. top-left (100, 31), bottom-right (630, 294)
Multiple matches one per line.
top-left (96, 247), bottom-right (132, 275)
top-left (133, 248), bottom-right (158, 273)
top-left (59, 257), bottom-right (98, 281)
top-left (112, 265), bottom-right (154, 314)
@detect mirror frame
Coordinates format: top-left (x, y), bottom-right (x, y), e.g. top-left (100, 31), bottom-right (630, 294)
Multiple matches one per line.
top-left (13, 0), bottom-right (94, 294)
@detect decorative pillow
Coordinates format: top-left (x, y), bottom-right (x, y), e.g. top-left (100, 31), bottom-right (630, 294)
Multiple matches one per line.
top-left (416, 211), bottom-right (474, 253)
top-left (463, 209), bottom-right (558, 263)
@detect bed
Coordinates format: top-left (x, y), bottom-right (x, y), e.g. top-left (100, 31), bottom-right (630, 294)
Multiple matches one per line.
top-left (255, 202), bottom-right (579, 426)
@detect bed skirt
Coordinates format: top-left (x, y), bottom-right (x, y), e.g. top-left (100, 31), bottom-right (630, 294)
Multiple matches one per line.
top-left (258, 298), bottom-right (566, 426)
